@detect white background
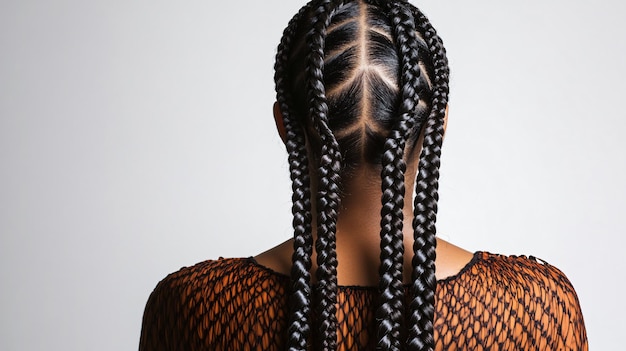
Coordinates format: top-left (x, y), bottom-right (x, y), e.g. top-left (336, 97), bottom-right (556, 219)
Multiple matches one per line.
top-left (1, 0), bottom-right (624, 350)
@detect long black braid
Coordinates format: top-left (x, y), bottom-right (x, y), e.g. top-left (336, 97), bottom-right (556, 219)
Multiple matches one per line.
top-left (374, 2), bottom-right (422, 351)
top-left (406, 6), bottom-right (450, 351)
top-left (275, 4), bottom-right (315, 351)
top-left (305, 1), bottom-right (345, 349)
top-left (274, 1), bottom-right (449, 350)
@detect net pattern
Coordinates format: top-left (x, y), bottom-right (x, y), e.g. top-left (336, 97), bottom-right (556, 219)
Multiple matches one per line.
top-left (139, 252), bottom-right (587, 350)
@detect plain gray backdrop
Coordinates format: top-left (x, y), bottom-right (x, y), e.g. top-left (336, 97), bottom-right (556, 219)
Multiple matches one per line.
top-left (1, 0), bottom-right (624, 349)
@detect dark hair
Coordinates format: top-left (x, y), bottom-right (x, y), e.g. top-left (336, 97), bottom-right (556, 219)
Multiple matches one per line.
top-left (274, 0), bottom-right (449, 350)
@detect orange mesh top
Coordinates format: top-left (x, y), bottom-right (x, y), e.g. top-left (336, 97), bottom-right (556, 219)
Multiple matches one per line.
top-left (139, 252), bottom-right (587, 350)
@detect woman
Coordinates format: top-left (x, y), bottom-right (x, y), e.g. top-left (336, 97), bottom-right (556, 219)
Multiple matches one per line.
top-left (139, 0), bottom-right (587, 350)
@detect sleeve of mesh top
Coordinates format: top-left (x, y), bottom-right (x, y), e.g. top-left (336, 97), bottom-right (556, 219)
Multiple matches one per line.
top-left (138, 258), bottom-right (289, 351)
top-left (542, 261), bottom-right (588, 351)
top-left (487, 255), bottom-right (588, 351)
top-left (138, 269), bottom-right (184, 351)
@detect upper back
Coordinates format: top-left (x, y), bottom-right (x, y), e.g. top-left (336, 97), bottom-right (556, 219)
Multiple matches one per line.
top-left (139, 252), bottom-right (588, 351)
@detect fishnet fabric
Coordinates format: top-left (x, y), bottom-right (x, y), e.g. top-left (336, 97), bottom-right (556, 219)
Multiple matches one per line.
top-left (139, 252), bottom-right (587, 350)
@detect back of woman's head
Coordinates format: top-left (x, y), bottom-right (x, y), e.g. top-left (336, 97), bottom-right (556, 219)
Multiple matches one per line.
top-left (274, 0), bottom-right (449, 350)
top-left (283, 0), bottom-right (438, 172)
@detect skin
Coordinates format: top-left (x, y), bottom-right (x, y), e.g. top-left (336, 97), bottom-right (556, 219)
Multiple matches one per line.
top-left (255, 103), bottom-right (473, 286)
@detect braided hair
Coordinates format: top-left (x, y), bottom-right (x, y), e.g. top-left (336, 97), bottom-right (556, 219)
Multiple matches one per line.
top-left (274, 0), bottom-right (449, 350)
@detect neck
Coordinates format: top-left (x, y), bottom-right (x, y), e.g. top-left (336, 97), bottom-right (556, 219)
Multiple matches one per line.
top-left (310, 165), bottom-right (418, 285)
top-left (255, 163), bottom-right (475, 285)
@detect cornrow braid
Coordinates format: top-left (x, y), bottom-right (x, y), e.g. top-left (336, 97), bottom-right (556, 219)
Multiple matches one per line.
top-left (375, 2), bottom-right (422, 351)
top-left (275, 4), bottom-right (315, 351)
top-left (407, 6), bottom-right (450, 351)
top-left (305, 0), bottom-right (344, 349)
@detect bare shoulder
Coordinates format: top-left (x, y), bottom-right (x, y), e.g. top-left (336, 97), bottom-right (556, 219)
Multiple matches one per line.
top-left (433, 238), bottom-right (475, 280)
top-left (254, 238), bottom-right (295, 276)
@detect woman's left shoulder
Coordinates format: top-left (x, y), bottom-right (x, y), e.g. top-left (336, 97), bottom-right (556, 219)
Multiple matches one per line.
top-left (477, 251), bottom-right (588, 350)
top-left (478, 252), bottom-right (577, 290)
top-left (139, 258), bottom-right (260, 350)
top-left (474, 251), bottom-right (584, 304)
